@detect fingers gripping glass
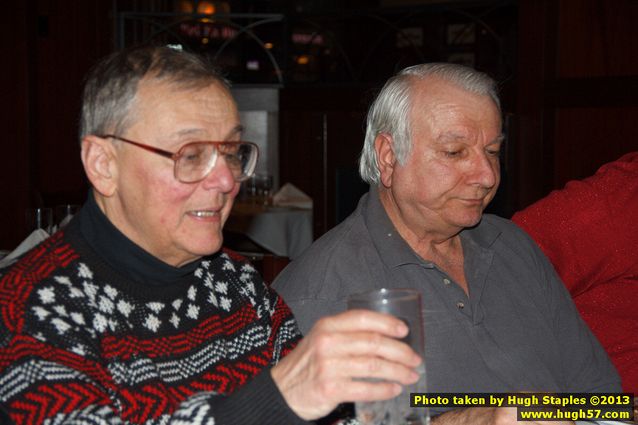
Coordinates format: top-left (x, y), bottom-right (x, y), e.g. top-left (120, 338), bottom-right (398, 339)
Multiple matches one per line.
top-left (100, 135), bottom-right (259, 183)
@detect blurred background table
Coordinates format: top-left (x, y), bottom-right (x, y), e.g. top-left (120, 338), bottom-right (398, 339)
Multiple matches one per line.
top-left (225, 201), bottom-right (313, 260)
top-left (224, 201), bottom-right (313, 284)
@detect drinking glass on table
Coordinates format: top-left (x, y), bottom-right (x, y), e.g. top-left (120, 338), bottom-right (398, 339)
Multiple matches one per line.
top-left (259, 174), bottom-right (273, 205)
top-left (243, 174), bottom-right (273, 205)
top-left (347, 288), bottom-right (429, 425)
top-left (54, 204), bottom-right (80, 230)
top-left (25, 207), bottom-right (53, 235)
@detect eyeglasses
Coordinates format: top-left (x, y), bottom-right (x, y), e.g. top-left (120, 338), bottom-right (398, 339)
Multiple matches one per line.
top-left (100, 134), bottom-right (259, 183)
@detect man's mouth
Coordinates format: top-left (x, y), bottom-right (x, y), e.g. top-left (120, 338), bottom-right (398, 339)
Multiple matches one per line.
top-left (189, 210), bottom-right (220, 218)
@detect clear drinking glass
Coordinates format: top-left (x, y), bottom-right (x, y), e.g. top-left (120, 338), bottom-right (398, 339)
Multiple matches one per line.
top-left (256, 174), bottom-right (273, 205)
top-left (54, 204), bottom-right (80, 229)
top-left (25, 207), bottom-right (53, 235)
top-left (347, 288), bottom-right (429, 425)
top-left (244, 174), bottom-right (273, 205)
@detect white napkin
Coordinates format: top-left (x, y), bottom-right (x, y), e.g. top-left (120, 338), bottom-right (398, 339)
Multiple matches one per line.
top-left (272, 183), bottom-right (313, 209)
top-left (0, 229), bottom-right (50, 269)
top-left (58, 214), bottom-right (74, 229)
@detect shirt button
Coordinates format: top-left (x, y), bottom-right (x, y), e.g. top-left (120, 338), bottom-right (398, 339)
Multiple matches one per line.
top-left (456, 301), bottom-right (465, 309)
top-left (443, 278), bottom-right (451, 285)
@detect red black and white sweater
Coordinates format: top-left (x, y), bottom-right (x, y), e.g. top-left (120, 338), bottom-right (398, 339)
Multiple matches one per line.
top-left (0, 199), bottom-right (305, 424)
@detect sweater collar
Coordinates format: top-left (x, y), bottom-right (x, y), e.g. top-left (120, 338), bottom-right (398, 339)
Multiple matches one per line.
top-left (77, 191), bottom-right (199, 286)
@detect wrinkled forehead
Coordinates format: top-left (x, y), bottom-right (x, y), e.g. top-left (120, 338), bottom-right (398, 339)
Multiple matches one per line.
top-left (134, 77), bottom-right (238, 117)
top-left (411, 77), bottom-right (501, 124)
top-left (136, 74), bottom-right (233, 103)
top-left (120, 77), bottom-right (240, 145)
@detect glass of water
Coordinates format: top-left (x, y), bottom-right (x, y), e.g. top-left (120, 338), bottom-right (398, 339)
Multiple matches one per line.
top-left (347, 288), bottom-right (429, 425)
top-left (25, 207), bottom-right (53, 235)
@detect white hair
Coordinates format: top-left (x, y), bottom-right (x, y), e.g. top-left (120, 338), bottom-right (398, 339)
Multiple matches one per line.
top-left (358, 63), bottom-right (501, 185)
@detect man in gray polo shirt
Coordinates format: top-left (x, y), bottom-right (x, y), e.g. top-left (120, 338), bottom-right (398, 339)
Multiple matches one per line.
top-left (273, 63), bottom-right (620, 423)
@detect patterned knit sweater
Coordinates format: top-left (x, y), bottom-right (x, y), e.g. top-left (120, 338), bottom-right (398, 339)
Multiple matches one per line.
top-left (0, 204), bottom-right (305, 424)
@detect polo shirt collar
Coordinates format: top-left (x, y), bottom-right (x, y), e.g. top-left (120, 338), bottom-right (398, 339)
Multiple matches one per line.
top-left (361, 186), bottom-right (502, 268)
top-left (362, 187), bottom-right (430, 268)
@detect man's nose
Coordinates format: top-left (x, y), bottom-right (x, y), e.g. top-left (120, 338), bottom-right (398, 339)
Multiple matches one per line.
top-left (469, 153), bottom-right (498, 188)
top-left (201, 156), bottom-right (237, 192)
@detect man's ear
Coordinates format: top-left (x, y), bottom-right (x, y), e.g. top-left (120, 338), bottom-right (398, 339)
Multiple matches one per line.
top-left (374, 133), bottom-right (396, 188)
top-left (81, 135), bottom-right (118, 197)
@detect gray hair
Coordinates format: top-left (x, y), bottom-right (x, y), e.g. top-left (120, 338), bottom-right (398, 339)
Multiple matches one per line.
top-left (80, 45), bottom-right (229, 139)
top-left (358, 63), bottom-right (501, 185)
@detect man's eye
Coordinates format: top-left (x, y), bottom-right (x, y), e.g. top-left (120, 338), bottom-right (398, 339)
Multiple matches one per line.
top-left (486, 149), bottom-right (501, 157)
top-left (184, 153), bottom-right (202, 161)
top-left (444, 150), bottom-right (461, 158)
top-left (219, 145), bottom-right (239, 155)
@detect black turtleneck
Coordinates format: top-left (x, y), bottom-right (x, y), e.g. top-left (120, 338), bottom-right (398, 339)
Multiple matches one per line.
top-left (77, 191), bottom-right (200, 286)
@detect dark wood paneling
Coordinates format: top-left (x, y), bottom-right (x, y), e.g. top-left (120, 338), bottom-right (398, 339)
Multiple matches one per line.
top-left (1, 1), bottom-right (113, 248)
top-left (35, 0), bottom-right (113, 205)
top-left (516, 0), bottom-right (638, 210)
top-left (280, 110), bottom-right (327, 236)
top-left (557, 0), bottom-right (638, 78)
top-left (554, 107), bottom-right (638, 187)
top-left (279, 87), bottom-right (367, 237)
top-left (0, 2), bottom-right (33, 247)
top-left (545, 76), bottom-right (638, 108)
top-left (514, 0), bottom-right (559, 209)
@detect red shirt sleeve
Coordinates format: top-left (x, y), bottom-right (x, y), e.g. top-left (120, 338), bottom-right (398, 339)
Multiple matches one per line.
top-left (512, 151), bottom-right (638, 296)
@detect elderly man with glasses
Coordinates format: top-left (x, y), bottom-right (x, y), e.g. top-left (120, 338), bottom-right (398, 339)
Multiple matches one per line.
top-left (0, 46), bottom-right (422, 424)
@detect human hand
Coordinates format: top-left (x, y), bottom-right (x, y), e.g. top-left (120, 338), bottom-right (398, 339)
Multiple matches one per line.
top-left (270, 309), bottom-right (422, 420)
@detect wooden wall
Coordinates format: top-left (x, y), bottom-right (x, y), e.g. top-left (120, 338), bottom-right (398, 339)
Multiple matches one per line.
top-left (1, 1), bottom-right (113, 248)
top-left (1, 2), bottom-right (32, 249)
top-left (515, 0), bottom-right (638, 209)
top-left (279, 87), bottom-right (369, 237)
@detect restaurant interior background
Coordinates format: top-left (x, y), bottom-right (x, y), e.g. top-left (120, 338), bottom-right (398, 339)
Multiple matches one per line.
top-left (2, 0), bottom-right (638, 259)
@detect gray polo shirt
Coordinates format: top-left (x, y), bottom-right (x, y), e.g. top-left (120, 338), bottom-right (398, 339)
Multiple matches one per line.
top-left (273, 189), bottom-right (620, 395)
